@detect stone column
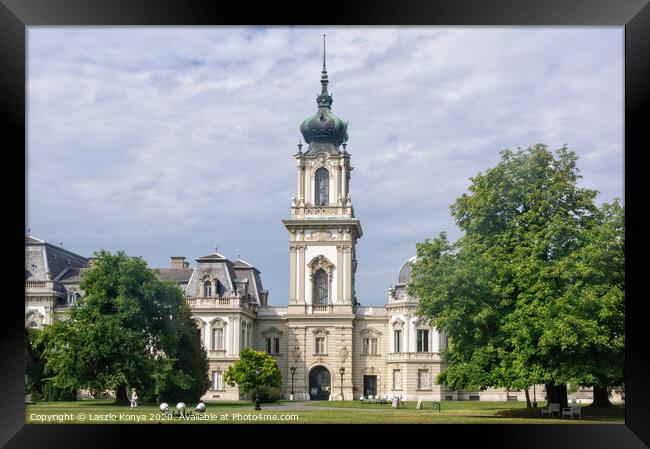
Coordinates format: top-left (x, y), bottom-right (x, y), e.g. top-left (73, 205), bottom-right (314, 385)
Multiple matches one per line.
top-left (232, 315), bottom-right (241, 355)
top-left (342, 160), bottom-right (348, 197)
top-left (344, 245), bottom-right (352, 302)
top-left (289, 242), bottom-right (297, 303)
top-left (305, 167), bottom-right (312, 205)
top-left (336, 244), bottom-right (343, 304)
top-left (298, 244), bottom-right (306, 304)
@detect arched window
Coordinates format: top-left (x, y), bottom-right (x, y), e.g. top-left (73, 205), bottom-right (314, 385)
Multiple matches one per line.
top-left (203, 280), bottom-right (212, 297)
top-left (313, 268), bottom-right (328, 305)
top-left (314, 167), bottom-right (329, 206)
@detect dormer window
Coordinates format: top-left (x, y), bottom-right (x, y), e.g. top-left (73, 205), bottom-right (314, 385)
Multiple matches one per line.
top-left (203, 280), bottom-right (212, 297)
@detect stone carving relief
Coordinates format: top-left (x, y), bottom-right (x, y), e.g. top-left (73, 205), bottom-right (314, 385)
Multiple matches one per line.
top-left (306, 231), bottom-right (334, 241)
top-left (338, 346), bottom-right (349, 363)
top-left (362, 366), bottom-right (379, 376)
top-left (291, 346), bottom-right (302, 363)
top-left (25, 309), bottom-right (45, 328)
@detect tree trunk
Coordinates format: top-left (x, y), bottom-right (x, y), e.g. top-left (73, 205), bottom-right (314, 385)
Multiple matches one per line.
top-left (545, 383), bottom-right (568, 409)
top-left (114, 384), bottom-right (129, 405)
top-left (592, 386), bottom-right (613, 407)
top-left (525, 388), bottom-right (532, 408)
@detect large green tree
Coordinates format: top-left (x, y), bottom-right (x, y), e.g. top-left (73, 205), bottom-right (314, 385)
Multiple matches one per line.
top-left (41, 250), bottom-right (209, 404)
top-left (408, 144), bottom-right (624, 409)
top-left (224, 348), bottom-right (282, 401)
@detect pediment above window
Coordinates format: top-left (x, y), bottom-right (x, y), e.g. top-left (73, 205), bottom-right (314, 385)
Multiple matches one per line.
top-left (307, 255), bottom-right (334, 273)
top-left (360, 327), bottom-right (382, 337)
top-left (362, 366), bottom-right (379, 375)
top-left (261, 326), bottom-right (283, 337)
top-left (210, 318), bottom-right (227, 328)
top-left (312, 327), bottom-right (330, 336)
top-left (391, 318), bottom-right (405, 329)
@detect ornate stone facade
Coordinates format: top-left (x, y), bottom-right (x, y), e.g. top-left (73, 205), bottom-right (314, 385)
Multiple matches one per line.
top-left (25, 41), bottom-right (537, 403)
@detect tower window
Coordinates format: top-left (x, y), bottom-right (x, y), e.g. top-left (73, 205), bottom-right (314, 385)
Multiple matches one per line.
top-left (313, 268), bottom-right (328, 305)
top-left (315, 167), bottom-right (329, 206)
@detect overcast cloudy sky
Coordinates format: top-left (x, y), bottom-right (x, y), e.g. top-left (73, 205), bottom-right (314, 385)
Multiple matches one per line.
top-left (27, 27), bottom-right (623, 306)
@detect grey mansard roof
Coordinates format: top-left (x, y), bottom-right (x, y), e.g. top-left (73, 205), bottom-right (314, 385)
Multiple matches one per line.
top-left (24, 236), bottom-right (267, 305)
top-left (155, 268), bottom-right (194, 283)
top-left (25, 235), bottom-right (88, 281)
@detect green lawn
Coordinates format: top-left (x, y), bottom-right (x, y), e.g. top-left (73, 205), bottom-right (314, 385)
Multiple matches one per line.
top-left (25, 400), bottom-right (624, 424)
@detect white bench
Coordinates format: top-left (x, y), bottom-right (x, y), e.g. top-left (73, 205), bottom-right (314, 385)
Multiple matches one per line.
top-left (541, 403), bottom-right (561, 418)
top-left (562, 405), bottom-right (582, 420)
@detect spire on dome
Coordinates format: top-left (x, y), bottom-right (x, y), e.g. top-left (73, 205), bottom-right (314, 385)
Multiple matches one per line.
top-left (322, 33), bottom-right (327, 72)
top-left (317, 34), bottom-right (332, 108)
top-left (299, 35), bottom-right (348, 149)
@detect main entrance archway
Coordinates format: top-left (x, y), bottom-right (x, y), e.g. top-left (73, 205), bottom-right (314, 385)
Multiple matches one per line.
top-left (308, 366), bottom-right (331, 400)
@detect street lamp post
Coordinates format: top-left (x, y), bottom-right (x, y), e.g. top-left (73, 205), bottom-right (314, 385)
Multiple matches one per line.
top-left (255, 368), bottom-right (261, 410)
top-left (290, 366), bottom-right (296, 401)
top-left (339, 367), bottom-right (345, 401)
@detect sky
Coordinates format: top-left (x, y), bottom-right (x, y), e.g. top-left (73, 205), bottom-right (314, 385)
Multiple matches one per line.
top-left (27, 26), bottom-right (624, 306)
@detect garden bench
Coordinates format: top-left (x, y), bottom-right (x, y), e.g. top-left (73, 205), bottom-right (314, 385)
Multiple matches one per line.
top-left (541, 402), bottom-right (561, 418)
top-left (562, 405), bottom-right (581, 420)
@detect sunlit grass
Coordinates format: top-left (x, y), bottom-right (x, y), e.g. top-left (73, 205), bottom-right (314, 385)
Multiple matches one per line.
top-left (25, 399), bottom-right (624, 424)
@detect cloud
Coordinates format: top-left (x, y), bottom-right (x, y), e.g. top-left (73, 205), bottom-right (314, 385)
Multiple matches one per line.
top-left (27, 26), bottom-right (623, 305)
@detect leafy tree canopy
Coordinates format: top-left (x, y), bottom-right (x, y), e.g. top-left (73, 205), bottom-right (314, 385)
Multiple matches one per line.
top-left (408, 144), bottom-right (624, 398)
top-left (41, 250), bottom-right (210, 403)
top-left (224, 348), bottom-right (282, 396)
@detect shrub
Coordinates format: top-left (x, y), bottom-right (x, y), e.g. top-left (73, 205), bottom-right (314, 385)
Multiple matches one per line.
top-left (256, 385), bottom-right (282, 403)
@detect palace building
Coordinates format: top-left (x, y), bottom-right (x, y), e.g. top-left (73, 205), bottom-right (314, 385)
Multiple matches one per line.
top-left (25, 41), bottom-right (531, 403)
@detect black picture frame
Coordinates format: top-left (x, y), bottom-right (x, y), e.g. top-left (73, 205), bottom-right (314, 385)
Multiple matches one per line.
top-left (2, 0), bottom-right (648, 447)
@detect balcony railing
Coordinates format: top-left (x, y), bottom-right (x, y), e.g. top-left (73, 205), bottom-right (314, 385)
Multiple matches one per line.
top-left (186, 295), bottom-right (249, 309)
top-left (312, 305), bottom-right (329, 312)
top-left (25, 281), bottom-right (48, 289)
top-left (291, 205), bottom-right (353, 218)
top-left (25, 280), bottom-right (64, 292)
top-left (356, 306), bottom-right (387, 316)
top-left (387, 352), bottom-right (441, 362)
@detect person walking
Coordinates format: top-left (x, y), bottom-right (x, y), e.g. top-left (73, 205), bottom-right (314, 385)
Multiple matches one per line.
top-left (130, 388), bottom-right (138, 408)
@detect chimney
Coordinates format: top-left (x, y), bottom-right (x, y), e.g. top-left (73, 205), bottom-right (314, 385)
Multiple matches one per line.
top-left (170, 256), bottom-right (186, 269)
top-left (259, 290), bottom-right (269, 307)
